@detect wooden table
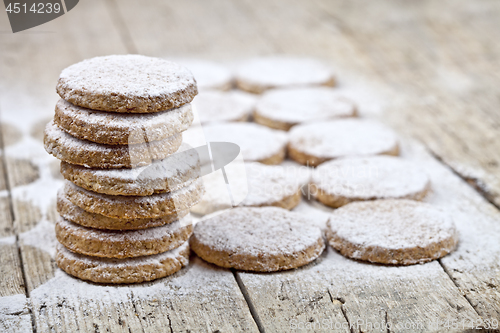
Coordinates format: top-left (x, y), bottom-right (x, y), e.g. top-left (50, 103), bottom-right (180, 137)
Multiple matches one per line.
top-left (1, 1), bottom-right (499, 332)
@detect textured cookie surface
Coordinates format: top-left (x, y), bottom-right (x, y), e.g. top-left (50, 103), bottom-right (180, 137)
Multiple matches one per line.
top-left (56, 55), bottom-right (197, 113)
top-left (56, 216), bottom-right (192, 258)
top-left (200, 122), bottom-right (288, 164)
top-left (54, 99), bottom-right (193, 145)
top-left (191, 162), bottom-right (309, 215)
top-left (60, 145), bottom-right (201, 196)
top-left (254, 87), bottom-right (356, 130)
top-left (311, 156), bottom-right (430, 207)
top-left (191, 207), bottom-right (325, 271)
top-left (326, 200), bottom-right (459, 265)
top-left (56, 241), bottom-right (190, 284)
top-left (288, 119), bottom-right (399, 166)
top-left (63, 179), bottom-right (204, 219)
top-left (176, 59), bottom-right (233, 91)
top-left (235, 57), bottom-right (335, 93)
top-left (192, 90), bottom-right (256, 124)
top-left (57, 191), bottom-right (189, 230)
top-left (44, 121), bottom-right (182, 169)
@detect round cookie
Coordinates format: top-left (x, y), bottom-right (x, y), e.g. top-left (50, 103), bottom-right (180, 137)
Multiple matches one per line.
top-left (57, 191), bottom-right (189, 230)
top-left (191, 207), bottom-right (325, 272)
top-left (56, 55), bottom-right (197, 113)
top-left (63, 178), bottom-right (204, 219)
top-left (326, 199), bottom-right (459, 265)
top-left (56, 216), bottom-right (192, 258)
top-left (235, 57), bottom-right (335, 94)
top-left (60, 146), bottom-right (201, 196)
top-left (192, 90), bottom-right (256, 124)
top-left (254, 87), bottom-right (356, 131)
top-left (288, 119), bottom-right (399, 166)
top-left (176, 59), bottom-right (233, 91)
top-left (56, 241), bottom-right (190, 284)
top-left (44, 121), bottom-right (182, 169)
top-left (191, 162), bottom-right (310, 215)
top-left (200, 122), bottom-right (288, 164)
top-left (311, 156), bottom-right (431, 208)
top-left (54, 99), bottom-right (193, 145)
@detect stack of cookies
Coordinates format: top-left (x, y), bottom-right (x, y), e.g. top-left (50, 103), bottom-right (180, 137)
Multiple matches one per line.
top-left (44, 55), bottom-right (205, 284)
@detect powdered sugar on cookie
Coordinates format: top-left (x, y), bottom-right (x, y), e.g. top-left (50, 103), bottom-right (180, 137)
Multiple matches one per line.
top-left (327, 199), bottom-right (458, 265)
top-left (57, 55), bottom-right (197, 113)
top-left (288, 119), bottom-right (399, 166)
top-left (255, 87), bottom-right (356, 130)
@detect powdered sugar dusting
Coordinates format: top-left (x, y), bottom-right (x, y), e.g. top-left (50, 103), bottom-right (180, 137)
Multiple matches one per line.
top-left (175, 59), bottom-right (233, 91)
top-left (57, 216), bottom-right (191, 243)
top-left (193, 162), bottom-right (310, 215)
top-left (193, 207), bottom-right (323, 257)
top-left (312, 156), bottom-right (430, 200)
top-left (328, 199), bottom-right (457, 250)
top-left (192, 90), bottom-right (256, 124)
top-left (58, 55), bottom-right (195, 100)
top-left (289, 119), bottom-right (398, 159)
top-left (236, 57), bottom-right (333, 89)
top-left (57, 241), bottom-right (189, 268)
top-left (201, 122), bottom-right (288, 162)
top-left (255, 87), bottom-right (356, 125)
top-left (55, 99), bottom-right (193, 143)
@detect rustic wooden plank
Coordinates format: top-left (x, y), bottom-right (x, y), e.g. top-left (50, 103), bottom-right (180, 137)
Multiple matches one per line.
top-left (309, 0), bottom-right (500, 209)
top-left (238, 138), bottom-right (500, 332)
top-left (28, 257), bottom-right (259, 333)
top-left (114, 0), bottom-right (278, 59)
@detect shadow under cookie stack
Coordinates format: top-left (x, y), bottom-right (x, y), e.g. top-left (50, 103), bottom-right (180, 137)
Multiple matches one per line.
top-left (44, 55), bottom-right (204, 284)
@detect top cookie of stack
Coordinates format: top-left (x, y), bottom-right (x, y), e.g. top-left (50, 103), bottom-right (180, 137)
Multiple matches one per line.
top-left (45, 55), bottom-right (198, 168)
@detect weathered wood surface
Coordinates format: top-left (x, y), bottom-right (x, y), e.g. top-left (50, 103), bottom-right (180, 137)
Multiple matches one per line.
top-left (1, 0), bottom-right (500, 332)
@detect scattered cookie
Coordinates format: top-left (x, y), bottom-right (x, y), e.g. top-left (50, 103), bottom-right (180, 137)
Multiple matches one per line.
top-left (56, 55), bottom-right (197, 113)
top-left (191, 162), bottom-right (309, 215)
top-left (63, 178), bottom-right (204, 219)
top-left (192, 90), bottom-right (256, 124)
top-left (201, 122), bottom-right (288, 164)
top-left (57, 191), bottom-right (189, 230)
top-left (235, 57), bottom-right (334, 93)
top-left (56, 216), bottom-right (192, 258)
top-left (54, 99), bottom-right (193, 145)
top-left (326, 200), bottom-right (459, 265)
top-left (288, 119), bottom-right (399, 166)
top-left (56, 241), bottom-right (190, 283)
top-left (254, 87), bottom-right (356, 130)
top-left (176, 59), bottom-right (233, 91)
top-left (44, 121), bottom-right (182, 168)
top-left (60, 145), bottom-right (201, 196)
top-left (311, 156), bottom-right (430, 207)
top-left (191, 207), bottom-right (325, 271)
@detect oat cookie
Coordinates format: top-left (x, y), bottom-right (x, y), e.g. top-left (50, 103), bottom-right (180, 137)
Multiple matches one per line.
top-left (177, 59), bottom-right (233, 91)
top-left (56, 55), bottom-right (197, 113)
top-left (56, 241), bottom-right (190, 283)
top-left (192, 90), bottom-right (256, 125)
top-left (326, 200), bottom-right (458, 265)
top-left (54, 99), bottom-right (193, 145)
top-left (311, 156), bottom-right (430, 208)
top-left (254, 87), bottom-right (356, 131)
top-left (56, 216), bottom-right (192, 258)
top-left (200, 122), bottom-right (288, 164)
top-left (63, 178), bottom-right (204, 219)
top-left (60, 146), bottom-right (201, 196)
top-left (288, 119), bottom-right (399, 166)
top-left (191, 162), bottom-right (309, 215)
top-left (235, 57), bottom-right (334, 94)
top-left (191, 207), bottom-right (325, 271)
top-left (44, 121), bottom-right (182, 169)
top-left (57, 191), bottom-right (189, 230)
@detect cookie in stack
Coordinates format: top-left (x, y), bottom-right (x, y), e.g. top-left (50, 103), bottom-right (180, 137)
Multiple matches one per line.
top-left (44, 55), bottom-right (205, 284)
